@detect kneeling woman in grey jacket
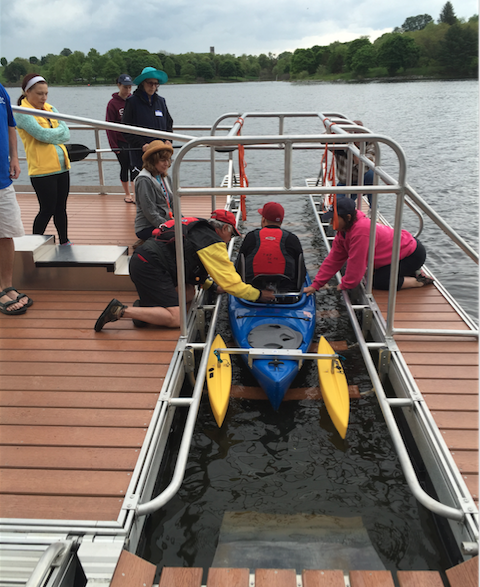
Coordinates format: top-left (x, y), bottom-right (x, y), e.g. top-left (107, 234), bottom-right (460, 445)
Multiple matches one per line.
top-left (134, 141), bottom-right (174, 241)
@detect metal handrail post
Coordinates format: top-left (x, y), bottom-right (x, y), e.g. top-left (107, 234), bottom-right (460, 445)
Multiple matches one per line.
top-left (386, 188), bottom-right (406, 337)
top-left (284, 141), bottom-right (293, 190)
top-left (94, 128), bottom-right (106, 194)
top-left (171, 149), bottom-right (188, 338)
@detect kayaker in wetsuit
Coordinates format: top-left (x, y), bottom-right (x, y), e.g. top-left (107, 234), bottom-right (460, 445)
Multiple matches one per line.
top-left (94, 210), bottom-right (275, 331)
top-left (304, 197), bottom-right (434, 294)
top-left (121, 66), bottom-right (173, 179)
top-left (236, 202), bottom-right (305, 288)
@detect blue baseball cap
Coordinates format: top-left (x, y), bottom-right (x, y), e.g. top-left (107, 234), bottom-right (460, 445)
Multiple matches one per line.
top-left (322, 197), bottom-right (356, 220)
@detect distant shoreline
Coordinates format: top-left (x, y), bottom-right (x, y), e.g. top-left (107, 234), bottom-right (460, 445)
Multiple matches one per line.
top-left (4, 75), bottom-right (477, 89)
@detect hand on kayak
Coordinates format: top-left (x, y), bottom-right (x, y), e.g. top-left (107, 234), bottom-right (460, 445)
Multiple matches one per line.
top-left (258, 289), bottom-right (275, 303)
top-left (304, 286), bottom-right (316, 296)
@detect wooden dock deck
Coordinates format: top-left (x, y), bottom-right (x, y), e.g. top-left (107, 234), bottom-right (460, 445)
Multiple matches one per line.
top-left (374, 287), bottom-right (478, 503)
top-left (0, 191), bottom-right (226, 522)
top-left (0, 191), bottom-right (477, 579)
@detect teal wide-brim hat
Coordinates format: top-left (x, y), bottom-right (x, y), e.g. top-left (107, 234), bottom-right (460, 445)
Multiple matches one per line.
top-left (134, 66), bottom-right (168, 86)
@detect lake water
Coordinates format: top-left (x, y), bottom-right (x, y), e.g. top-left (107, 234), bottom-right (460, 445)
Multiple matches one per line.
top-left (8, 79), bottom-right (478, 320)
top-left (7, 80), bottom-right (478, 580)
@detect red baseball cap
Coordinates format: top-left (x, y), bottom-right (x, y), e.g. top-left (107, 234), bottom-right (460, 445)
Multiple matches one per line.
top-left (210, 209), bottom-right (240, 236)
top-left (258, 202), bottom-right (284, 223)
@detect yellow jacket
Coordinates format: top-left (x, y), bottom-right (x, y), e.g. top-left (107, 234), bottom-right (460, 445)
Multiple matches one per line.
top-left (16, 99), bottom-right (71, 176)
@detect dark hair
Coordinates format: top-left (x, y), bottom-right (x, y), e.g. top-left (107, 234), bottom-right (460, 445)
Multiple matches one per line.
top-left (17, 73), bottom-right (47, 105)
top-left (143, 149), bottom-right (172, 176)
top-left (341, 208), bottom-right (357, 230)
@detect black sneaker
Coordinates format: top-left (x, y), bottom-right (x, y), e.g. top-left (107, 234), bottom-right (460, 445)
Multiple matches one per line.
top-left (132, 299), bottom-right (148, 328)
top-left (94, 299), bottom-right (127, 332)
top-left (416, 274), bottom-right (435, 286)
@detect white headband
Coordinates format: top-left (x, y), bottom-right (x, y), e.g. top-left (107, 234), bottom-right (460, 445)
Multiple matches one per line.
top-left (24, 76), bottom-right (46, 92)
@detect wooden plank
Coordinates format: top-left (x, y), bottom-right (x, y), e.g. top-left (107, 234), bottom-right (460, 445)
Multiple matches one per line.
top-left (0, 391), bottom-right (158, 409)
top-left (416, 380), bottom-right (478, 395)
top-left (0, 407), bottom-right (154, 428)
top-left (409, 365), bottom-right (478, 380)
top-left (402, 352), bottom-right (479, 366)
top-left (0, 469), bottom-right (132, 496)
top-left (207, 568), bottom-right (250, 587)
top-left (349, 570), bottom-right (395, 587)
top-left (396, 341), bottom-right (478, 354)
top-left (0, 361), bottom-right (168, 377)
top-left (462, 475), bottom-right (478, 500)
top-left (110, 550), bottom-right (156, 587)
top-left (302, 569), bottom-right (346, 587)
top-left (424, 395), bottom-right (478, 412)
top-left (0, 468), bottom-right (130, 500)
top-left (0, 425), bottom-right (147, 447)
top-left (158, 567), bottom-right (203, 587)
top-left (441, 429), bottom-right (478, 451)
top-left (0, 494), bottom-right (123, 521)
top-left (0, 349), bottom-right (174, 364)
top-left (430, 411), bottom-right (478, 430)
top-left (0, 446), bottom-right (140, 470)
top-left (446, 556), bottom-right (479, 587)
top-left (0, 338), bottom-right (177, 351)
top-left (450, 450), bottom-right (480, 475)
top-left (0, 376), bottom-right (162, 392)
top-left (397, 570), bottom-right (445, 586)
top-left (255, 569), bottom-right (297, 587)
top-left (1, 327), bottom-right (180, 341)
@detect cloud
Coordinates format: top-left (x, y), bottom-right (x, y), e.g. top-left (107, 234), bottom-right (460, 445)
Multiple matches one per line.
top-left (1, 0), bottom-right (478, 61)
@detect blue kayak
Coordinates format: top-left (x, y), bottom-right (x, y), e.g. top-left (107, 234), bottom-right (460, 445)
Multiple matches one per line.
top-left (228, 275), bottom-right (316, 409)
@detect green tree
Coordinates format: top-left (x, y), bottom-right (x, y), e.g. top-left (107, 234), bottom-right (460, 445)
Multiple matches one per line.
top-left (377, 33), bottom-right (420, 75)
top-left (219, 59), bottom-right (236, 78)
top-left (3, 60), bottom-right (27, 82)
top-left (163, 57), bottom-right (176, 78)
top-left (29, 56), bottom-right (39, 64)
top-left (103, 60), bottom-right (121, 82)
top-left (52, 55), bottom-right (68, 83)
top-left (438, 22), bottom-right (478, 75)
top-left (181, 62), bottom-right (197, 80)
top-left (351, 44), bottom-right (377, 75)
top-left (291, 48), bottom-right (316, 75)
top-left (345, 37), bottom-right (371, 71)
top-left (81, 62), bottom-right (94, 83)
top-left (439, 2), bottom-right (457, 24)
top-left (408, 22), bottom-right (449, 66)
top-left (1, 57), bottom-right (7, 67)
top-left (401, 14), bottom-right (433, 31)
top-left (60, 48), bottom-right (72, 57)
top-left (197, 60), bottom-right (215, 79)
top-left (327, 43), bottom-right (347, 74)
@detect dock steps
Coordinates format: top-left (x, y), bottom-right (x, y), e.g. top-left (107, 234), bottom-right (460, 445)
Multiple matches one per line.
top-left (150, 563), bottom-right (478, 587)
top-left (12, 235), bottom-right (135, 291)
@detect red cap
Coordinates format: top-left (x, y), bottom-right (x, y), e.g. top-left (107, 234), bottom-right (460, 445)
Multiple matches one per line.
top-left (258, 202), bottom-right (284, 223)
top-left (210, 209), bottom-right (240, 236)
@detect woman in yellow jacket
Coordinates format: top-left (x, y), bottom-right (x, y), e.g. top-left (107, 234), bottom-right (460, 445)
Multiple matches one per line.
top-left (16, 74), bottom-right (72, 245)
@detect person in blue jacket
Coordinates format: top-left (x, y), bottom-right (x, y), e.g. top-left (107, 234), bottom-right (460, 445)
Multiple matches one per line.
top-left (121, 66), bottom-right (173, 179)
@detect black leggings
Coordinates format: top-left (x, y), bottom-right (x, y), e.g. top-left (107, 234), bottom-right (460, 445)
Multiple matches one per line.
top-left (115, 142), bottom-right (133, 183)
top-left (31, 171), bottom-right (70, 244)
top-left (373, 239), bottom-right (426, 290)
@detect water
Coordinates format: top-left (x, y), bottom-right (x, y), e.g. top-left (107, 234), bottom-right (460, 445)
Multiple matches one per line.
top-left (8, 79), bottom-right (478, 320)
top-left (7, 81), bottom-right (478, 579)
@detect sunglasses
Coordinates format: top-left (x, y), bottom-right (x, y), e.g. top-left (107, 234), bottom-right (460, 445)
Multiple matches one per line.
top-left (144, 81), bottom-right (160, 87)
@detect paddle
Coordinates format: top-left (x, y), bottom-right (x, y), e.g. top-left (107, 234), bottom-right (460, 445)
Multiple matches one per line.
top-left (65, 143), bottom-right (141, 162)
top-left (65, 143), bottom-right (179, 163)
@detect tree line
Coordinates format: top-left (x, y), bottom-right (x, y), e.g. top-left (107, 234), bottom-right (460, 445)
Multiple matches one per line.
top-left (1, 2), bottom-right (477, 85)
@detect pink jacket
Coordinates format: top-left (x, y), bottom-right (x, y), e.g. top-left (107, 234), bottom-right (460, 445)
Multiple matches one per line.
top-left (312, 211), bottom-right (417, 290)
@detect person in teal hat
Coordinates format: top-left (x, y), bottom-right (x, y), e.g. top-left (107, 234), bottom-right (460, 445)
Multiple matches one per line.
top-left (121, 66), bottom-right (173, 179)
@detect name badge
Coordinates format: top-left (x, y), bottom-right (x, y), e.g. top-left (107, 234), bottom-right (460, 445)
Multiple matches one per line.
top-left (155, 110), bottom-right (163, 117)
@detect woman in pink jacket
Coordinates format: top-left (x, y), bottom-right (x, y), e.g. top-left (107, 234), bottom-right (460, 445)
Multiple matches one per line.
top-left (304, 198), bottom-right (434, 294)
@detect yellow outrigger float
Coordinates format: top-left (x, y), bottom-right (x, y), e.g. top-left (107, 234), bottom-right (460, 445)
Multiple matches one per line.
top-left (317, 336), bottom-right (350, 439)
top-left (206, 334), bottom-right (232, 427)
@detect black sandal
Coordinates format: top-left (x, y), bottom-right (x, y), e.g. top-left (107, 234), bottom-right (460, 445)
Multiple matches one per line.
top-left (0, 287), bottom-right (32, 310)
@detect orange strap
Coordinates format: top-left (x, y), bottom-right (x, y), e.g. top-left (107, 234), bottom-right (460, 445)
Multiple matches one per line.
top-left (236, 118), bottom-right (248, 221)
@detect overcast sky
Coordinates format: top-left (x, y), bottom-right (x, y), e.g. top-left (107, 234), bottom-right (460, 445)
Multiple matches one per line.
top-left (1, 0), bottom-right (478, 62)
